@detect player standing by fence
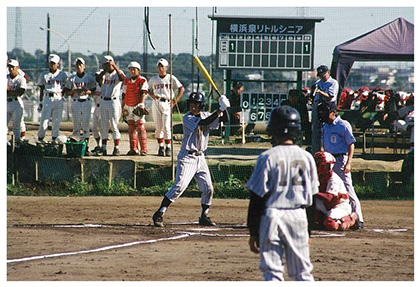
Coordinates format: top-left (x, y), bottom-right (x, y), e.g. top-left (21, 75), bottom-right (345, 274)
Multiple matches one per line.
top-left (96, 55), bottom-right (125, 156)
top-left (37, 54), bottom-right (67, 142)
top-left (148, 58), bottom-right (185, 157)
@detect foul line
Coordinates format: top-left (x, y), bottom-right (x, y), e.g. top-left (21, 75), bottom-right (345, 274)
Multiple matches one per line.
top-left (7, 233), bottom-right (190, 264)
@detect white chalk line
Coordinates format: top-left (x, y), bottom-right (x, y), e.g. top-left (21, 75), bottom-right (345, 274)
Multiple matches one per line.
top-left (7, 233), bottom-right (190, 264)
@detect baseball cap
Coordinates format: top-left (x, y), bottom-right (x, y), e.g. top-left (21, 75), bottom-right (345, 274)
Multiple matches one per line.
top-left (316, 65), bottom-right (329, 77)
top-left (102, 55), bottom-right (114, 65)
top-left (74, 57), bottom-right (85, 65)
top-left (128, 61), bottom-right (141, 70)
top-left (7, 59), bottom-right (19, 67)
top-left (233, 81), bottom-right (244, 89)
top-left (49, 54), bottom-right (60, 64)
top-left (157, 58), bottom-right (169, 67)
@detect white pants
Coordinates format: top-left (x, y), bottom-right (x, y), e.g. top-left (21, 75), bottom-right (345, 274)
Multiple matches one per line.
top-left (7, 98), bottom-right (24, 141)
top-left (100, 98), bottom-right (121, 140)
top-left (38, 94), bottom-right (63, 140)
top-left (259, 208), bottom-right (314, 281)
top-left (152, 99), bottom-right (171, 140)
top-left (165, 152), bottom-right (213, 206)
top-left (71, 99), bottom-right (92, 140)
top-left (92, 103), bottom-right (101, 140)
top-left (333, 155), bottom-right (364, 222)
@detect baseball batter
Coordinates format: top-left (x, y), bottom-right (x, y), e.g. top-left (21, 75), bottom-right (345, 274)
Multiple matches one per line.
top-left (64, 57), bottom-right (96, 155)
top-left (247, 105), bottom-right (318, 281)
top-left (7, 59), bottom-right (27, 143)
top-left (152, 92), bottom-right (230, 227)
top-left (95, 55), bottom-right (125, 156)
top-left (122, 61), bottom-right (149, 155)
top-left (313, 151), bottom-right (357, 231)
top-left (148, 58), bottom-right (185, 156)
top-left (37, 54), bottom-right (67, 142)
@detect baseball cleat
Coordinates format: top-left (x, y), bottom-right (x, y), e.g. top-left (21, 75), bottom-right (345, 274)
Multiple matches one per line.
top-left (199, 215), bottom-right (216, 226)
top-left (112, 147), bottom-right (120, 156)
top-left (158, 146), bottom-right (165, 156)
top-left (165, 147), bottom-right (171, 157)
top-left (153, 211), bottom-right (164, 227)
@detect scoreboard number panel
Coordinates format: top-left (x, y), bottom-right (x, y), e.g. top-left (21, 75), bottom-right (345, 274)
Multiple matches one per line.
top-left (212, 17), bottom-right (321, 70)
top-left (241, 92), bottom-right (288, 123)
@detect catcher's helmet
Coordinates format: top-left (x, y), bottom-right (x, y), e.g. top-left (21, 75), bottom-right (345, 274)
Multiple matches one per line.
top-left (266, 105), bottom-right (301, 138)
top-left (187, 92), bottom-right (206, 108)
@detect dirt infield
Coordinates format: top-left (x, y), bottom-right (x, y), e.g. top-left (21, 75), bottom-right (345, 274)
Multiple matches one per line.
top-left (6, 196), bottom-right (413, 282)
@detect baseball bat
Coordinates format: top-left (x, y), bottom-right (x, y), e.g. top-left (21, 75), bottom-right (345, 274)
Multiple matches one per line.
top-left (193, 56), bottom-right (229, 122)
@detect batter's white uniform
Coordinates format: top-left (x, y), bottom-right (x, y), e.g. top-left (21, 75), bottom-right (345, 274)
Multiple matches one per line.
top-left (98, 70), bottom-right (125, 141)
top-left (65, 72), bottom-right (96, 140)
top-left (165, 112), bottom-right (220, 205)
top-left (148, 74), bottom-right (183, 140)
top-left (247, 145), bottom-right (319, 281)
top-left (37, 69), bottom-right (67, 140)
top-left (7, 72), bottom-right (27, 141)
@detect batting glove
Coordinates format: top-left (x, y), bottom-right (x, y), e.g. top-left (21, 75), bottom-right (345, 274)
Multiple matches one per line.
top-left (218, 95), bottom-right (231, 111)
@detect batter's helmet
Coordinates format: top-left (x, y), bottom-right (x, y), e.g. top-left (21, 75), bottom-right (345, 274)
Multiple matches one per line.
top-left (187, 92), bottom-right (206, 109)
top-left (266, 105), bottom-right (301, 138)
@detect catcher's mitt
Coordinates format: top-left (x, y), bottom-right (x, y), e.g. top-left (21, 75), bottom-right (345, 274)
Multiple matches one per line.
top-left (133, 106), bottom-right (150, 117)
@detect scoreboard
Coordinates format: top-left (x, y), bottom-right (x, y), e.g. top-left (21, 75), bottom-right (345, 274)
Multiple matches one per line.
top-left (241, 92), bottom-right (288, 123)
top-left (209, 15), bottom-right (323, 70)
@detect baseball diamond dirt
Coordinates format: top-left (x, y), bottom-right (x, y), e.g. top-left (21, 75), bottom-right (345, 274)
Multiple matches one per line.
top-left (7, 196), bottom-right (413, 282)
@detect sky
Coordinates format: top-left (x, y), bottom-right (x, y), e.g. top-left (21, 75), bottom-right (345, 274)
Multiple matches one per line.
top-left (4, 1), bottom-right (416, 69)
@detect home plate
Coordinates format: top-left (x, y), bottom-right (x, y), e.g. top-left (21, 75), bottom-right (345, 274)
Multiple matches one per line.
top-left (372, 228), bottom-right (408, 233)
top-left (187, 228), bottom-right (221, 232)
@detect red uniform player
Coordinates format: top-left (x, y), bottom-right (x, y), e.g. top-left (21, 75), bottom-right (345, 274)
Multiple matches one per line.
top-left (122, 62), bottom-right (149, 155)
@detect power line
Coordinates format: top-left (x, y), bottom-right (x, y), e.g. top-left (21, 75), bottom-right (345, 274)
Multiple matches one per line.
top-left (57, 7), bottom-right (98, 51)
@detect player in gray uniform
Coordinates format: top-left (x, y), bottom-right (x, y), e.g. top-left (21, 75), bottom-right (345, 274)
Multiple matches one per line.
top-left (152, 92), bottom-right (230, 227)
top-left (37, 54), bottom-right (67, 142)
top-left (64, 57), bottom-right (96, 155)
top-left (7, 59), bottom-right (27, 144)
top-left (247, 105), bottom-right (319, 281)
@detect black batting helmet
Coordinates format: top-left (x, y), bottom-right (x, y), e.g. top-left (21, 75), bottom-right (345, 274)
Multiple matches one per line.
top-left (266, 105), bottom-right (301, 138)
top-left (187, 92), bottom-right (206, 109)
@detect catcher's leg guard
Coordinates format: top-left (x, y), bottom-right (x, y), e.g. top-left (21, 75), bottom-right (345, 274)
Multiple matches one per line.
top-left (128, 121), bottom-right (139, 154)
top-left (136, 121), bottom-right (148, 153)
top-left (323, 217), bottom-right (340, 231)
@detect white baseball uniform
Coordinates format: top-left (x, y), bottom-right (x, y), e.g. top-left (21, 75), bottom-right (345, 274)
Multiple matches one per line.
top-left (65, 72), bottom-right (96, 140)
top-left (92, 86), bottom-right (102, 143)
top-left (315, 172), bottom-right (352, 219)
top-left (165, 111), bottom-right (220, 205)
top-left (148, 74), bottom-right (183, 140)
top-left (7, 72), bottom-right (27, 141)
top-left (98, 70), bottom-right (125, 141)
top-left (246, 145), bottom-right (319, 281)
top-left (37, 68), bottom-right (67, 140)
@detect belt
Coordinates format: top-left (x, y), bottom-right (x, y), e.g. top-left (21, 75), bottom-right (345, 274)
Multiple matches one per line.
top-left (160, 98), bottom-right (170, 102)
top-left (332, 153), bottom-right (347, 157)
top-left (102, 97), bottom-right (117, 101)
top-left (188, 150), bottom-right (203, 156)
top-left (73, 99), bottom-right (89, 102)
top-left (7, 97), bottom-right (18, 102)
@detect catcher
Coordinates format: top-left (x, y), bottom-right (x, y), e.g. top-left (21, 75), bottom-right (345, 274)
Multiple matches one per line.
top-left (122, 61), bottom-right (149, 156)
top-left (313, 151), bottom-right (357, 231)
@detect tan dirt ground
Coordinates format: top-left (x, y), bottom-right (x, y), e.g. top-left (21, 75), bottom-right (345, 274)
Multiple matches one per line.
top-left (7, 196), bottom-right (414, 282)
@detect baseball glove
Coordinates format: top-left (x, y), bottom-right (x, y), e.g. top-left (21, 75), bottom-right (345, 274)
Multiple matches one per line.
top-left (132, 106), bottom-right (150, 117)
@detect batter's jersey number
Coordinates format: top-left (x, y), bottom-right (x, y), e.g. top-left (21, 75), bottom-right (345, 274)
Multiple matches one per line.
top-left (241, 92), bottom-right (288, 123)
